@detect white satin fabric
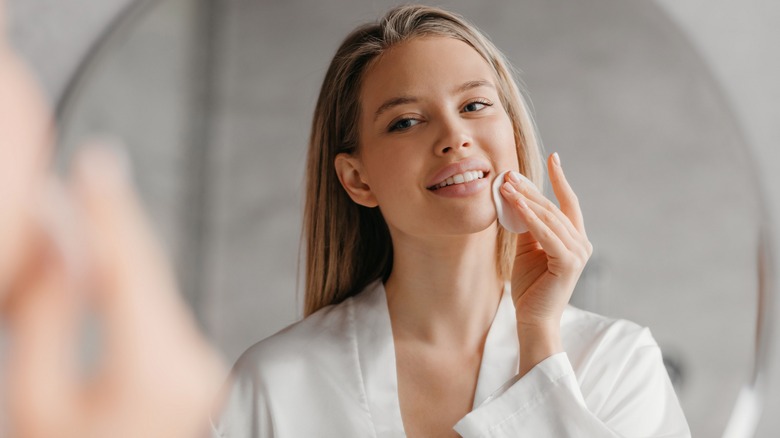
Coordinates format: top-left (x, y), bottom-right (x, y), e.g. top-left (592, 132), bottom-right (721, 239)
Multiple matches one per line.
top-left (211, 279), bottom-right (690, 437)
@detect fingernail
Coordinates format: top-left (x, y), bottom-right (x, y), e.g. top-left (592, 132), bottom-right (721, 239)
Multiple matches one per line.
top-left (553, 152), bottom-right (561, 167)
top-left (502, 181), bottom-right (517, 194)
top-left (508, 171), bottom-right (522, 183)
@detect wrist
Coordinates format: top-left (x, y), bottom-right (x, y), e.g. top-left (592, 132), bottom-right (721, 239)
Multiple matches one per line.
top-left (516, 322), bottom-right (563, 377)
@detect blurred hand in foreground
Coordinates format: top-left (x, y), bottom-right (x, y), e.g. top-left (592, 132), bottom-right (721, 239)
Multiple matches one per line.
top-left (0, 3), bottom-right (225, 437)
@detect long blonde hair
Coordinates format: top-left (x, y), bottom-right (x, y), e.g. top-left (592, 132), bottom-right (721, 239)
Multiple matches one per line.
top-left (303, 4), bottom-right (544, 316)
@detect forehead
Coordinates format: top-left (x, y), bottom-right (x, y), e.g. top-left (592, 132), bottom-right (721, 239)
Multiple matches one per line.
top-left (360, 36), bottom-right (497, 109)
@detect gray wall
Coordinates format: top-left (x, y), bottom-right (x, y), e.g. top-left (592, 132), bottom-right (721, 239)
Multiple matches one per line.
top-left (7, 0), bottom-right (780, 436)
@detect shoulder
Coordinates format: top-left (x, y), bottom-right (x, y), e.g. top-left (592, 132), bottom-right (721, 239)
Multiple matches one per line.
top-left (212, 295), bottom-right (359, 431)
top-left (227, 279), bottom-right (387, 386)
top-left (213, 286), bottom-right (380, 436)
top-left (230, 297), bottom-right (355, 381)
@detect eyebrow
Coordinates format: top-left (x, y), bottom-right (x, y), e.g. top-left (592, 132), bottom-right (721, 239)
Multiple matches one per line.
top-left (372, 79), bottom-right (496, 122)
top-left (456, 79), bottom-right (496, 94)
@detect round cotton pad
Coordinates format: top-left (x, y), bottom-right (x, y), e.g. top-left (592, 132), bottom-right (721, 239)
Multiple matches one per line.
top-left (492, 170), bottom-right (536, 233)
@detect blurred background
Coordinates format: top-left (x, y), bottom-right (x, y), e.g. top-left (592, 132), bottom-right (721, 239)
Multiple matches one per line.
top-left (6, 0), bottom-right (780, 436)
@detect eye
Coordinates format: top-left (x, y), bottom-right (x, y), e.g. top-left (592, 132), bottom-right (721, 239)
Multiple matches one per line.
top-left (463, 99), bottom-right (493, 113)
top-left (388, 117), bottom-right (421, 133)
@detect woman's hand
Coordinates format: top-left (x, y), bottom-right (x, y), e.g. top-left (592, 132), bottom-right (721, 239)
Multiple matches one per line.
top-left (499, 152), bottom-right (593, 376)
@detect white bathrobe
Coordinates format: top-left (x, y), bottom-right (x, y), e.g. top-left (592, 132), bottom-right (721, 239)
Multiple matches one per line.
top-left (211, 279), bottom-right (690, 437)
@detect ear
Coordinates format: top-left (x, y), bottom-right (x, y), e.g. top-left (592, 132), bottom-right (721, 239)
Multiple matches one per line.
top-left (334, 153), bottom-right (378, 208)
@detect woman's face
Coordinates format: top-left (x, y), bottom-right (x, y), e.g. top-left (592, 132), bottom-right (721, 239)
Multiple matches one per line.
top-left (344, 36), bottom-right (519, 238)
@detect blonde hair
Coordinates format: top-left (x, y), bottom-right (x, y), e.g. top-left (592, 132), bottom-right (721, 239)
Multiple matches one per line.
top-left (303, 4), bottom-right (545, 316)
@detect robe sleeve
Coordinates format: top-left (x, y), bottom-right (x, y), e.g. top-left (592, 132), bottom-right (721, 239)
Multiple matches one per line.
top-left (453, 328), bottom-right (691, 438)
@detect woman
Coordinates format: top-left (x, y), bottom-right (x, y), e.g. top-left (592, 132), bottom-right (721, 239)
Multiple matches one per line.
top-left (212, 4), bottom-right (690, 437)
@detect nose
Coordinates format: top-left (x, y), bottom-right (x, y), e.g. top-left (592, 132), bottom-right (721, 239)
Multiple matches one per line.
top-left (433, 113), bottom-right (472, 155)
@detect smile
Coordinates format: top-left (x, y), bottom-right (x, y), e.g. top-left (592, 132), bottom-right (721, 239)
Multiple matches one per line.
top-left (428, 170), bottom-right (486, 191)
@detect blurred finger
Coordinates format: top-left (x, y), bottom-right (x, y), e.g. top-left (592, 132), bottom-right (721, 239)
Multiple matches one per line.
top-left (5, 218), bottom-right (80, 437)
top-left (71, 142), bottom-right (190, 359)
top-left (0, 40), bottom-right (53, 303)
top-left (72, 141), bottom-right (224, 436)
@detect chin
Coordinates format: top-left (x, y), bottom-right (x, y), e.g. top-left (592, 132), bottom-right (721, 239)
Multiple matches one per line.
top-left (429, 211), bottom-right (499, 236)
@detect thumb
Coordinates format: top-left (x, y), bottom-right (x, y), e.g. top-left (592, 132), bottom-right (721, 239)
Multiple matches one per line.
top-left (71, 140), bottom-right (201, 368)
top-left (71, 141), bottom-right (224, 436)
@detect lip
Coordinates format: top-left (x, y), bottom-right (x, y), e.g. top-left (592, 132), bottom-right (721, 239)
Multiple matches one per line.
top-left (425, 157), bottom-right (492, 190)
top-left (428, 177), bottom-right (490, 198)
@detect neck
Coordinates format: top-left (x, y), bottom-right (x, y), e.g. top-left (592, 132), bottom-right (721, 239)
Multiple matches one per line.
top-left (384, 223), bottom-right (504, 353)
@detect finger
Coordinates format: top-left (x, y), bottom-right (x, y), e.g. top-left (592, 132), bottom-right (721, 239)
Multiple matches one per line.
top-left (514, 232), bottom-right (543, 255)
top-left (503, 170), bottom-right (582, 245)
top-left (0, 37), bottom-right (53, 303)
top-left (514, 190), bottom-right (581, 253)
top-left (547, 153), bottom-right (587, 236)
top-left (71, 142), bottom-right (195, 361)
top-left (500, 183), bottom-right (569, 261)
top-left (5, 221), bottom-right (80, 436)
top-left (71, 142), bottom-right (224, 429)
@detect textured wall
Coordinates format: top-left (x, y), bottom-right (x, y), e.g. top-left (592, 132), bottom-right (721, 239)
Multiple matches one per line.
top-left (6, 0), bottom-right (133, 99)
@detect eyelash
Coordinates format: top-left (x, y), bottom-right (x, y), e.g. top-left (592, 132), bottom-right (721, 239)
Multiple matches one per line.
top-left (387, 98), bottom-right (494, 133)
top-left (463, 98), bottom-right (493, 113)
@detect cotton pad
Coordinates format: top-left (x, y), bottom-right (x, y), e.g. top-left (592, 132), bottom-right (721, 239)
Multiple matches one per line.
top-left (492, 170), bottom-right (537, 233)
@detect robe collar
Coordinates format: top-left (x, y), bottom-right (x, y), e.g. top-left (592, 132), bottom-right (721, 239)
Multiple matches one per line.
top-left (350, 279), bottom-right (519, 436)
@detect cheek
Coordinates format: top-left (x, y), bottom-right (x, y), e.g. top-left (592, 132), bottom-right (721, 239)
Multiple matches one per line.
top-left (364, 148), bottom-right (421, 199)
top-left (482, 116), bottom-right (519, 161)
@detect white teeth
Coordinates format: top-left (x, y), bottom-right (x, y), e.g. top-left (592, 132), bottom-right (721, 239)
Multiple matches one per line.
top-left (432, 170), bottom-right (486, 189)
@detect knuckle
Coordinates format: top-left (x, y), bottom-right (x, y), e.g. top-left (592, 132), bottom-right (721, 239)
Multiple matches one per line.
top-left (541, 197), bottom-right (558, 212)
top-left (561, 255), bottom-right (581, 273)
top-left (578, 252), bottom-right (589, 268)
top-left (539, 227), bottom-right (555, 242)
top-left (576, 241), bottom-right (592, 259)
top-left (539, 209), bottom-right (556, 223)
